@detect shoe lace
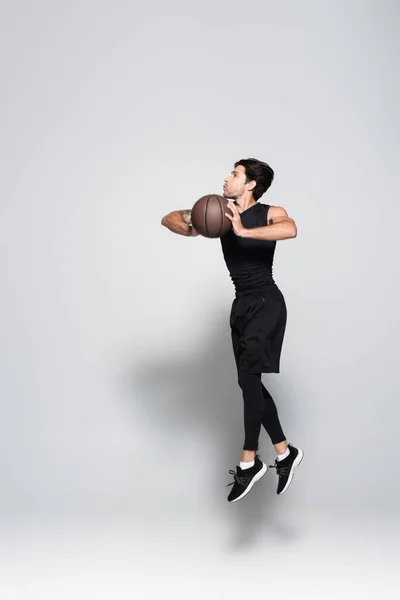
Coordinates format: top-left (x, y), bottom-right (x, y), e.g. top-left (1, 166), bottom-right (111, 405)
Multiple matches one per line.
top-left (268, 462), bottom-right (290, 477)
top-left (226, 469), bottom-right (251, 487)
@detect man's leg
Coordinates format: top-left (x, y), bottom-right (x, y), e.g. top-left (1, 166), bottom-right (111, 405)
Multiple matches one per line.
top-left (259, 380), bottom-right (304, 495)
top-left (226, 369), bottom-right (268, 503)
top-left (238, 371), bottom-right (289, 457)
top-left (260, 381), bottom-right (288, 455)
top-left (237, 370), bottom-right (264, 463)
top-left (237, 372), bottom-right (288, 460)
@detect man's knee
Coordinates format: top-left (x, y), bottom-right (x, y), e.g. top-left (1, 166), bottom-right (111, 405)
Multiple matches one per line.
top-left (237, 370), bottom-right (260, 390)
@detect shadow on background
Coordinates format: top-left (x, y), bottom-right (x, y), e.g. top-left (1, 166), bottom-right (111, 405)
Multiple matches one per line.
top-left (125, 310), bottom-right (302, 548)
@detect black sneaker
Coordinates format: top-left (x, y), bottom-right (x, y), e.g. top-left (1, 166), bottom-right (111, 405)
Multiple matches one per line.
top-left (226, 454), bottom-right (267, 503)
top-left (269, 443), bottom-right (304, 495)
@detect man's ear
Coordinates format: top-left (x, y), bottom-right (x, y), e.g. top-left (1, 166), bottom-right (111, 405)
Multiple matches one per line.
top-left (247, 180), bottom-right (256, 192)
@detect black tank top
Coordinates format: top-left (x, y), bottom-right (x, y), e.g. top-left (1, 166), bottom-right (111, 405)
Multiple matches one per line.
top-left (220, 202), bottom-right (276, 294)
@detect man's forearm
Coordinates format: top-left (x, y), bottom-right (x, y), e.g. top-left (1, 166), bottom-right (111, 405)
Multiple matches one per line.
top-left (161, 211), bottom-right (198, 236)
top-left (163, 221), bottom-right (193, 236)
top-left (241, 219), bottom-right (297, 241)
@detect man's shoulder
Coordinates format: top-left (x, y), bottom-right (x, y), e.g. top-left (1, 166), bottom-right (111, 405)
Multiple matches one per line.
top-left (259, 204), bottom-right (290, 226)
top-left (266, 205), bottom-right (288, 218)
top-left (255, 201), bottom-right (269, 210)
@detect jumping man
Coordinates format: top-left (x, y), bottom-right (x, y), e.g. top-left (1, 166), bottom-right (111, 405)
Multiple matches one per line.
top-left (161, 158), bottom-right (303, 503)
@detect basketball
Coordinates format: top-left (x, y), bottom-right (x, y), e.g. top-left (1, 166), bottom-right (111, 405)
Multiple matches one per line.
top-left (191, 194), bottom-right (232, 238)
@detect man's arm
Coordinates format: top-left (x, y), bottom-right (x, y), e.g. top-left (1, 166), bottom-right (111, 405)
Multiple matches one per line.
top-left (161, 209), bottom-right (199, 237)
top-left (242, 206), bottom-right (297, 240)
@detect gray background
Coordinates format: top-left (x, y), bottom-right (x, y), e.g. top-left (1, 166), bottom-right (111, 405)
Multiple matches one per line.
top-left (1, 1), bottom-right (399, 598)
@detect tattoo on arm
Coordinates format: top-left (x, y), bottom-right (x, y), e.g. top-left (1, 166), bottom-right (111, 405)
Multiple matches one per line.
top-left (178, 209), bottom-right (192, 226)
top-left (161, 209), bottom-right (198, 236)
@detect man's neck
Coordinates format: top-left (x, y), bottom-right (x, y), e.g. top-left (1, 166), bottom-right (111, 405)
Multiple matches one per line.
top-left (234, 198), bottom-right (257, 214)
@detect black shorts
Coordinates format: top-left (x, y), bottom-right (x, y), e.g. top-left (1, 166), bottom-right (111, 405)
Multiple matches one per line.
top-left (229, 285), bottom-right (287, 374)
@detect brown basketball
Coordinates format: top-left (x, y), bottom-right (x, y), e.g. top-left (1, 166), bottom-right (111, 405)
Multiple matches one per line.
top-left (191, 194), bottom-right (232, 238)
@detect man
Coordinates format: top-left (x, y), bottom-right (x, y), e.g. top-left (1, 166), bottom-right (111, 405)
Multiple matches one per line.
top-left (161, 158), bottom-right (303, 503)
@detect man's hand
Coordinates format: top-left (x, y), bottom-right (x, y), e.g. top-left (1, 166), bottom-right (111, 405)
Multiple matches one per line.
top-left (180, 210), bottom-right (200, 236)
top-left (224, 202), bottom-right (246, 237)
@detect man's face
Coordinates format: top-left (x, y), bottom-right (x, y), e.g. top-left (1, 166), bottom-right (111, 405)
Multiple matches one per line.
top-left (223, 165), bottom-right (251, 200)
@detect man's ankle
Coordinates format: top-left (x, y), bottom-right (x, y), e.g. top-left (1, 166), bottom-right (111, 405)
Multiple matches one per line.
top-left (240, 450), bottom-right (256, 462)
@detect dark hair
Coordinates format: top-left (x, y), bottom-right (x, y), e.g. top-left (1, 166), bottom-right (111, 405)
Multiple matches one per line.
top-left (234, 158), bottom-right (274, 201)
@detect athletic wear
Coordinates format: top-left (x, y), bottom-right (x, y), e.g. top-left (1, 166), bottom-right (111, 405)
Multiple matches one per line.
top-left (269, 443), bottom-right (304, 495)
top-left (221, 202), bottom-right (287, 374)
top-left (227, 454), bottom-right (267, 502)
top-left (220, 200), bottom-right (299, 480)
top-left (230, 286), bottom-right (287, 374)
top-left (238, 370), bottom-right (285, 450)
top-left (220, 202), bottom-right (276, 294)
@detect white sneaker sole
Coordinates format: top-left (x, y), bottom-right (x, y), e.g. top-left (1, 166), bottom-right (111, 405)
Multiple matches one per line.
top-left (278, 448), bottom-right (304, 495)
top-left (229, 463), bottom-right (268, 503)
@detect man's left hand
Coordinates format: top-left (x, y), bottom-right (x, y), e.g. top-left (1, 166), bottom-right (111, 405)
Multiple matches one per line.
top-left (225, 202), bottom-right (247, 237)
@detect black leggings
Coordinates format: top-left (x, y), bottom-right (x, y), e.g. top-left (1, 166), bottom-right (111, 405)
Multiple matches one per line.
top-left (238, 370), bottom-right (286, 451)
